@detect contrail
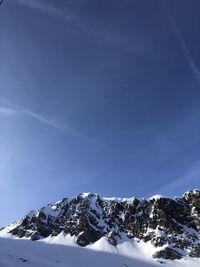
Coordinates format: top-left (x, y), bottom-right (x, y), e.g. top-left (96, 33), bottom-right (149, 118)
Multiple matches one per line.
top-left (17, 0), bottom-right (73, 24)
top-left (162, 3), bottom-right (200, 80)
top-left (0, 99), bottom-right (109, 150)
top-left (17, 0), bottom-right (141, 54)
top-left (0, 107), bottom-right (17, 115)
top-left (156, 161), bottom-right (200, 196)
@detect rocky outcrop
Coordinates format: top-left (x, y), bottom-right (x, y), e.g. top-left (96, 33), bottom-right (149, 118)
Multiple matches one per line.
top-left (2, 190), bottom-right (200, 261)
top-left (152, 247), bottom-right (183, 260)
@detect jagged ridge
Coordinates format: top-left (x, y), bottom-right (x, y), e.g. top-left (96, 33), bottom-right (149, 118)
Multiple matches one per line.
top-left (1, 190), bottom-right (200, 260)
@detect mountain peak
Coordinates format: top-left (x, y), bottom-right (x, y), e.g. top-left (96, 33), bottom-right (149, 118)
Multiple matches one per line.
top-left (1, 190), bottom-right (200, 261)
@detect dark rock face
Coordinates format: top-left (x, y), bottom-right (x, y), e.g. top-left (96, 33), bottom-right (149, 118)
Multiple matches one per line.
top-left (152, 247), bottom-right (183, 260)
top-left (4, 190), bottom-right (200, 261)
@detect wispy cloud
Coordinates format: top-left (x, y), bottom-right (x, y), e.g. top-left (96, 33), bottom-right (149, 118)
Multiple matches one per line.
top-left (0, 99), bottom-right (109, 149)
top-left (16, 0), bottom-right (105, 36)
top-left (18, 0), bottom-right (73, 25)
top-left (162, 3), bottom-right (200, 80)
top-left (17, 0), bottom-right (141, 54)
top-left (0, 107), bottom-right (18, 116)
top-left (155, 160), bottom-right (200, 196)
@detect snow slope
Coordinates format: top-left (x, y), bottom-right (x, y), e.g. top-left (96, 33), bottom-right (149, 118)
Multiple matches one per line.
top-left (0, 233), bottom-right (199, 267)
top-left (1, 190), bottom-right (200, 266)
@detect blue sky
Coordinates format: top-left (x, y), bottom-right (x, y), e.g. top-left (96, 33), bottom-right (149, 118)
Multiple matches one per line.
top-left (0, 0), bottom-right (200, 226)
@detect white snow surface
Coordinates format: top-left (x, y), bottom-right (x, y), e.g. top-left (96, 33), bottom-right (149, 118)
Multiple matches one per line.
top-left (149, 194), bottom-right (166, 200)
top-left (0, 232), bottom-right (199, 267)
top-left (1, 190), bottom-right (200, 266)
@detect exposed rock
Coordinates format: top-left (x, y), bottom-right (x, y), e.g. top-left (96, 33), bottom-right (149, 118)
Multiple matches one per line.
top-left (107, 231), bottom-right (120, 246)
top-left (2, 190), bottom-right (200, 261)
top-left (183, 190), bottom-right (200, 209)
top-left (153, 247), bottom-right (183, 260)
top-left (31, 232), bottom-right (40, 241)
top-left (189, 245), bottom-right (200, 257)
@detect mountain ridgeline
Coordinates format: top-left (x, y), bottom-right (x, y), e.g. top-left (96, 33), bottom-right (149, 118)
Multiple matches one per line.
top-left (2, 190), bottom-right (200, 261)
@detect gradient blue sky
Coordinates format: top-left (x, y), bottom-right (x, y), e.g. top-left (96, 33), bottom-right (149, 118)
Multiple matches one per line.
top-left (0, 0), bottom-right (200, 226)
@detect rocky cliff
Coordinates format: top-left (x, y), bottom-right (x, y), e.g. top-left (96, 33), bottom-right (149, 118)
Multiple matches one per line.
top-left (1, 190), bottom-right (200, 261)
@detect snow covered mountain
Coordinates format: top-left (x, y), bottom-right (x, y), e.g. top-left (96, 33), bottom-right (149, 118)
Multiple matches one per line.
top-left (0, 190), bottom-right (200, 266)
